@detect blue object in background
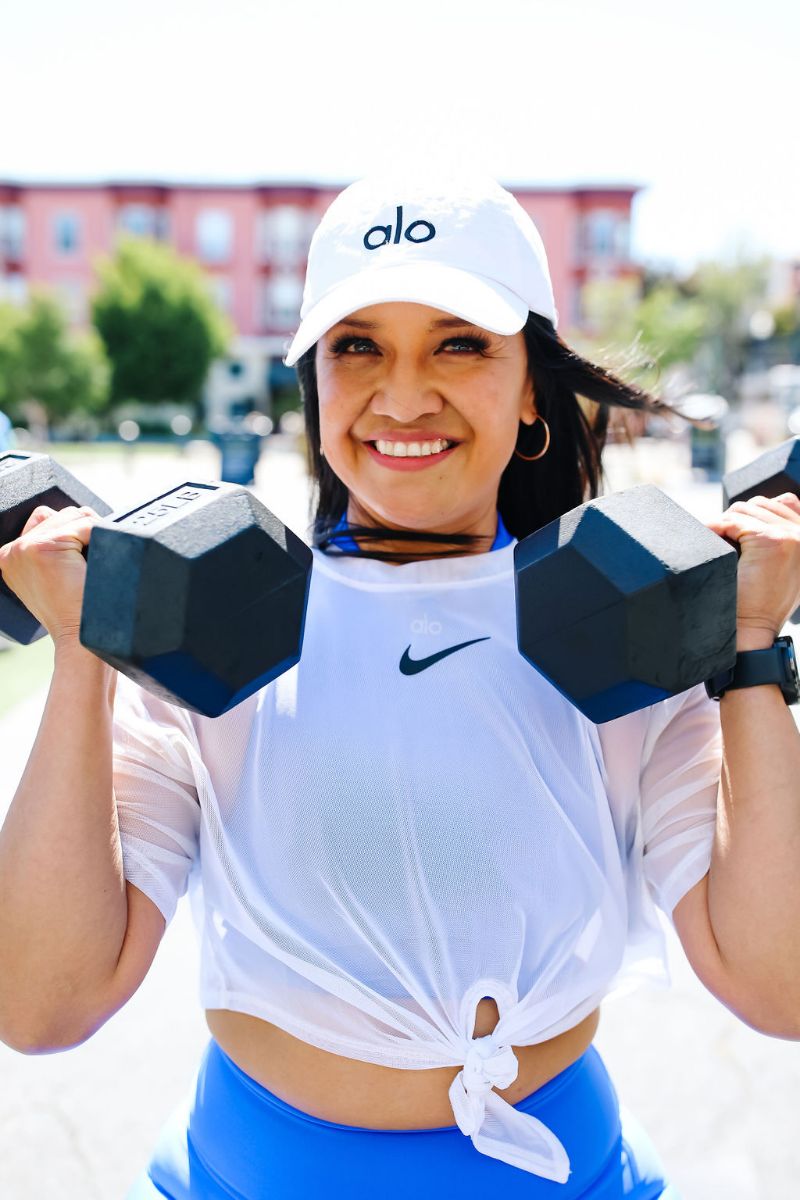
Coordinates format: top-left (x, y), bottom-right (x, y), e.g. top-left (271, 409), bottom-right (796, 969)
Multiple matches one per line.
top-left (0, 411), bottom-right (13, 452)
top-left (211, 429), bottom-right (264, 486)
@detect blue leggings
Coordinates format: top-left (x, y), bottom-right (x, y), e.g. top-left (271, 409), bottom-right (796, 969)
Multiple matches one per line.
top-left (126, 1039), bottom-right (679, 1199)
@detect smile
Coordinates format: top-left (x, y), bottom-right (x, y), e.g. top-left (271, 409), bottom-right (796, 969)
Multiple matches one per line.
top-left (364, 439), bottom-right (458, 471)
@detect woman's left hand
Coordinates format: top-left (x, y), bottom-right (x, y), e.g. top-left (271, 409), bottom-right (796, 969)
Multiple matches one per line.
top-left (706, 493), bottom-right (800, 648)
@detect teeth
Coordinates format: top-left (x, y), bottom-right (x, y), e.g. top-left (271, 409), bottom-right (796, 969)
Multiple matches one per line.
top-left (375, 438), bottom-right (452, 457)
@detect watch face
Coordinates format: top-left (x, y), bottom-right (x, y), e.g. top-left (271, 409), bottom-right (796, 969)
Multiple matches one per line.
top-left (778, 636), bottom-right (800, 704)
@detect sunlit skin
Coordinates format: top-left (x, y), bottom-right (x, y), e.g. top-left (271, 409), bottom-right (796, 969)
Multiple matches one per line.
top-left (314, 302), bottom-right (537, 556)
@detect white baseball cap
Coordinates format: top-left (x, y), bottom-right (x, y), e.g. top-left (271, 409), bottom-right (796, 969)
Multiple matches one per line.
top-left (282, 170), bottom-right (558, 367)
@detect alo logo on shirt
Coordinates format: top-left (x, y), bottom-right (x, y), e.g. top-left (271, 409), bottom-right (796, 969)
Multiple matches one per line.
top-left (363, 205), bottom-right (436, 250)
top-left (411, 613), bottom-right (442, 636)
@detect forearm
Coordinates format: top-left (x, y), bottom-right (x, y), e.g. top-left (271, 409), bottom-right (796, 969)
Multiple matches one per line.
top-left (0, 640), bottom-right (126, 1049)
top-left (708, 655), bottom-right (800, 1023)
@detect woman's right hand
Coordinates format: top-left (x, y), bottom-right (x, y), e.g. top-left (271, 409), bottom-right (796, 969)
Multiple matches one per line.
top-left (0, 505), bottom-right (101, 647)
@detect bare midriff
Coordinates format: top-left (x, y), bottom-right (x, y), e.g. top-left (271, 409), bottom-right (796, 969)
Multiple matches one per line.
top-left (205, 1000), bottom-right (601, 1130)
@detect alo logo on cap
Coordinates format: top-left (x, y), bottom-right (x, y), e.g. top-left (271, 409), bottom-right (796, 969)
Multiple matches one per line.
top-left (363, 205), bottom-right (436, 250)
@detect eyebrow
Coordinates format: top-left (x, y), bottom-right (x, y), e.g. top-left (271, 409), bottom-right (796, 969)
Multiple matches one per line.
top-left (331, 316), bottom-right (482, 332)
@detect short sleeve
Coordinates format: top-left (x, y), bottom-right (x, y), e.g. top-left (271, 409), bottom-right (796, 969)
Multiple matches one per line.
top-left (112, 675), bottom-right (201, 927)
top-left (639, 683), bottom-right (722, 924)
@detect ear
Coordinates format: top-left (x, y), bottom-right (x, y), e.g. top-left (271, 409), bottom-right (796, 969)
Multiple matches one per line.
top-left (519, 377), bottom-right (537, 426)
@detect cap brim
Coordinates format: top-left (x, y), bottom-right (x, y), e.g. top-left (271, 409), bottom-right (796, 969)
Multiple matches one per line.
top-left (282, 262), bottom-right (530, 366)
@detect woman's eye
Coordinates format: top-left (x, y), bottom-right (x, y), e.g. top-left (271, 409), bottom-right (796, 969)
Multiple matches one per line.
top-left (330, 336), bottom-right (376, 354)
top-left (328, 333), bottom-right (489, 355)
top-left (440, 336), bottom-right (489, 353)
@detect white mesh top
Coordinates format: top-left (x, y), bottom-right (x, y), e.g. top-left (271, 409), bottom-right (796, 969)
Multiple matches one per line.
top-left (112, 539), bottom-right (722, 1184)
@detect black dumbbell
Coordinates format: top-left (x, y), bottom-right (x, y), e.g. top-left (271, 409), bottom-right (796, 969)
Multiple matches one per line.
top-left (514, 484), bottom-right (739, 723)
top-left (722, 436), bottom-right (800, 509)
top-left (0, 450), bottom-right (113, 643)
top-left (722, 435), bottom-right (800, 625)
top-left (0, 451), bottom-right (312, 718)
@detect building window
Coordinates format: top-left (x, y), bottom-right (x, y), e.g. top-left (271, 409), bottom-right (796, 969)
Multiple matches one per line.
top-left (258, 205), bottom-right (311, 266)
top-left (54, 212), bottom-right (81, 255)
top-left (583, 211), bottom-right (626, 260)
top-left (54, 279), bottom-right (85, 323)
top-left (614, 218), bottom-right (630, 259)
top-left (118, 204), bottom-right (169, 240)
top-left (0, 273), bottom-right (28, 305)
top-left (207, 274), bottom-right (233, 315)
top-left (196, 210), bottom-right (233, 263)
top-left (0, 206), bottom-right (25, 258)
top-left (263, 274), bottom-right (303, 329)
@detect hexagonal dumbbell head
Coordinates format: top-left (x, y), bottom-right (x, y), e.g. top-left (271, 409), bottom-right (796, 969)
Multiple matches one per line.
top-left (722, 436), bottom-right (800, 507)
top-left (514, 485), bottom-right (738, 723)
top-left (80, 481), bottom-right (312, 717)
top-left (0, 451), bottom-right (111, 644)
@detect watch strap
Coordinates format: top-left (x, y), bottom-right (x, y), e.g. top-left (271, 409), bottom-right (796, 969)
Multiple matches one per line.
top-left (705, 636), bottom-right (800, 705)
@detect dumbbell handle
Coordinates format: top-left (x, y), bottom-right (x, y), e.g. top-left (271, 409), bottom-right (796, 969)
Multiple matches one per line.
top-left (722, 435), bottom-right (800, 623)
top-left (0, 451), bottom-right (112, 645)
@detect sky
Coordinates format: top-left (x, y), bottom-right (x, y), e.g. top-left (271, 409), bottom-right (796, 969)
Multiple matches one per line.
top-left (2, 0), bottom-right (798, 273)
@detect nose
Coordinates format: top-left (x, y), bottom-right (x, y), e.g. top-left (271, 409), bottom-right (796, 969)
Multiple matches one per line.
top-left (369, 360), bottom-right (444, 423)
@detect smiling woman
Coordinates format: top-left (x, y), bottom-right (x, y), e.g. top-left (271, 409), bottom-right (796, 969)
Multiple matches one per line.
top-left (115, 173), bottom-right (717, 1200)
top-left (298, 305), bottom-right (669, 561)
top-left (2, 171), bottom-right (741, 1200)
top-left (311, 301), bottom-right (537, 549)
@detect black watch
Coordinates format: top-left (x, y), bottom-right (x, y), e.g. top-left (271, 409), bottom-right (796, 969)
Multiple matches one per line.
top-left (705, 635), bottom-right (800, 705)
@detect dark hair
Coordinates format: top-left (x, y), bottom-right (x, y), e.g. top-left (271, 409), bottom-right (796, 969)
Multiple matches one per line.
top-left (296, 311), bottom-right (673, 560)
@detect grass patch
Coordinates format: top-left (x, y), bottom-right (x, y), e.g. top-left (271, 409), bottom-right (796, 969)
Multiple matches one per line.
top-left (0, 638), bottom-right (54, 718)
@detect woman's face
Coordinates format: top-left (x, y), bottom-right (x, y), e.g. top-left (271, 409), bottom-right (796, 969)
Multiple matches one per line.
top-left (314, 302), bottom-right (536, 538)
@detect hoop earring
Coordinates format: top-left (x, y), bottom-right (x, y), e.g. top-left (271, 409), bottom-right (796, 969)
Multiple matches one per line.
top-left (514, 415), bottom-right (551, 461)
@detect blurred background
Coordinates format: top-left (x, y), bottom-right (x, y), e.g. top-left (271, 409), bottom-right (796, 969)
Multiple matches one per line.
top-left (1, 0), bottom-right (800, 1196)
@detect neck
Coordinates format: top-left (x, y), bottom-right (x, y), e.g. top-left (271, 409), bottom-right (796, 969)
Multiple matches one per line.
top-left (321, 501), bottom-right (505, 563)
top-left (351, 500), bottom-right (495, 561)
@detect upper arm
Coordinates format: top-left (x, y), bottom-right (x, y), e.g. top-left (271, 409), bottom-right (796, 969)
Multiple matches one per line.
top-left (671, 870), bottom-right (732, 999)
top-left (97, 880), bottom-right (167, 1023)
top-left (637, 688), bottom-right (744, 1012)
top-left (73, 680), bottom-right (200, 1041)
top-left (639, 685), bottom-right (722, 920)
top-left (112, 677), bottom-right (202, 928)
top-left (672, 869), bottom-right (799, 1036)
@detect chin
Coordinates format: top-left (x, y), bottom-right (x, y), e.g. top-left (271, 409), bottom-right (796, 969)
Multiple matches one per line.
top-left (360, 496), bottom-right (450, 530)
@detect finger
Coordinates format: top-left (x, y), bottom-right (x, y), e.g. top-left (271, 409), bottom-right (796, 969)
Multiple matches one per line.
top-left (773, 492), bottom-right (800, 519)
top-left (20, 505), bottom-right (58, 536)
top-left (23, 505), bottom-right (99, 539)
top-left (730, 497), bottom-right (800, 527)
top-left (707, 512), bottom-right (769, 542)
top-left (31, 514), bottom-right (98, 551)
top-left (730, 495), bottom-right (800, 527)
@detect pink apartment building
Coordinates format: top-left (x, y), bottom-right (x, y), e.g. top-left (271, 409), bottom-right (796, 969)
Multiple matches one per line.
top-left (0, 180), bottom-right (641, 420)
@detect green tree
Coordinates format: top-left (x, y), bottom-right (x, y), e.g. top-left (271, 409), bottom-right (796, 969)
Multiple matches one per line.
top-left (772, 301), bottom-right (799, 338)
top-left (0, 293), bottom-right (109, 433)
top-left (578, 277), bottom-right (707, 390)
top-left (686, 257), bottom-right (771, 395)
top-left (91, 237), bottom-right (231, 408)
top-left (576, 256), bottom-right (772, 399)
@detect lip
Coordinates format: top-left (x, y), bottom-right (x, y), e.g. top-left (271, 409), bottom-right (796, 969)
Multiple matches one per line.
top-left (363, 439), bottom-right (459, 472)
top-left (365, 431), bottom-right (461, 444)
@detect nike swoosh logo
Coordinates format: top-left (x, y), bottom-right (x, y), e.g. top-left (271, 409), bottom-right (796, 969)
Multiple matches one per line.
top-left (399, 637), bottom-right (490, 676)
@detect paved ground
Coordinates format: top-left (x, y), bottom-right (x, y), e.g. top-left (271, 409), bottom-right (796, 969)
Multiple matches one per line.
top-left (1, 436), bottom-right (799, 1198)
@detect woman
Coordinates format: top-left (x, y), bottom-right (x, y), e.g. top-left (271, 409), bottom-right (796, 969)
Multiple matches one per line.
top-left (1, 173), bottom-right (799, 1199)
